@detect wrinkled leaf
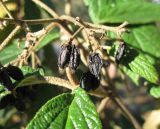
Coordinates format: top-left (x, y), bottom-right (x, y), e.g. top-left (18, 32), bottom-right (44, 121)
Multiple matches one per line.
top-left (121, 66), bottom-right (139, 86)
top-left (122, 49), bottom-right (159, 84)
top-left (124, 54), bottom-right (159, 84)
top-left (26, 88), bottom-right (102, 129)
top-left (26, 93), bottom-right (74, 129)
top-left (122, 24), bottom-right (160, 59)
top-left (86, 0), bottom-right (160, 24)
top-left (108, 43), bottom-right (159, 84)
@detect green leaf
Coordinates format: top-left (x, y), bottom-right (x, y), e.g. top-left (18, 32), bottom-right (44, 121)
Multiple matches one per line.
top-left (0, 85), bottom-right (11, 100)
top-left (26, 93), bottom-right (74, 129)
top-left (66, 88), bottom-right (102, 129)
top-left (14, 66), bottom-right (45, 89)
top-left (108, 43), bottom-right (159, 84)
top-left (36, 28), bottom-right (59, 51)
top-left (24, 0), bottom-right (42, 31)
top-left (86, 0), bottom-right (160, 24)
top-left (135, 59), bottom-right (158, 83)
top-left (83, 0), bottom-right (90, 5)
top-left (149, 85), bottom-right (160, 98)
top-left (26, 88), bottom-right (102, 129)
top-left (122, 24), bottom-right (160, 59)
top-left (21, 66), bottom-right (45, 76)
top-left (121, 66), bottom-right (139, 86)
top-left (14, 74), bottom-right (43, 89)
top-left (0, 40), bottom-right (24, 64)
top-left (122, 48), bottom-right (159, 84)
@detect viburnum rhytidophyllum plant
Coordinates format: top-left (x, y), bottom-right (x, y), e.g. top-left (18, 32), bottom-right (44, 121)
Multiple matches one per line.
top-left (0, 0), bottom-right (160, 129)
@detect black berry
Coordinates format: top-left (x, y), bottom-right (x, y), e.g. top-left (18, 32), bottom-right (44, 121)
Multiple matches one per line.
top-left (115, 43), bottom-right (126, 64)
top-left (0, 94), bottom-right (16, 109)
top-left (58, 44), bottom-right (72, 68)
top-left (80, 71), bottom-right (100, 91)
top-left (14, 98), bottom-right (26, 112)
top-left (6, 65), bottom-right (24, 81)
top-left (88, 53), bottom-right (103, 78)
top-left (69, 45), bottom-right (80, 71)
top-left (0, 67), bottom-right (13, 91)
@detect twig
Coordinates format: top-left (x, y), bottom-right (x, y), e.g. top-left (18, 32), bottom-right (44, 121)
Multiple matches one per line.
top-left (0, 0), bottom-right (13, 18)
top-left (97, 97), bottom-right (110, 113)
top-left (102, 75), bottom-right (142, 129)
top-left (32, 0), bottom-right (59, 18)
top-left (0, 18), bottom-right (62, 25)
top-left (14, 76), bottom-right (72, 90)
top-left (14, 75), bottom-right (107, 98)
top-left (61, 15), bottom-right (128, 33)
top-left (79, 48), bottom-right (88, 66)
top-left (111, 96), bottom-right (142, 129)
top-left (101, 66), bottom-right (141, 129)
top-left (0, 0), bottom-right (23, 52)
top-left (69, 26), bottom-right (84, 41)
top-left (0, 17), bottom-right (127, 34)
top-left (10, 22), bottom-right (57, 65)
top-left (34, 53), bottom-right (41, 66)
top-left (31, 52), bottom-right (36, 69)
top-left (30, 0), bottom-right (80, 48)
top-left (0, 25), bottom-right (21, 52)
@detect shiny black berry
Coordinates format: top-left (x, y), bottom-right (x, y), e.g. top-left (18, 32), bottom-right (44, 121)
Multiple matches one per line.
top-left (115, 43), bottom-right (126, 64)
top-left (6, 65), bottom-right (24, 81)
top-left (0, 94), bottom-right (16, 109)
top-left (16, 87), bottom-right (35, 101)
top-left (88, 53), bottom-right (103, 78)
top-left (0, 67), bottom-right (13, 91)
top-left (80, 71), bottom-right (100, 91)
top-left (14, 98), bottom-right (25, 112)
top-left (58, 44), bottom-right (72, 68)
top-left (69, 45), bottom-right (80, 71)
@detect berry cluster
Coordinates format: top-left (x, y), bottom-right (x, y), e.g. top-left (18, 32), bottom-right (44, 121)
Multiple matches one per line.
top-left (0, 87), bottom-right (35, 111)
top-left (58, 43), bottom-right (111, 91)
top-left (80, 53), bottom-right (103, 91)
top-left (0, 65), bottom-right (24, 90)
top-left (58, 42), bottom-right (126, 91)
top-left (58, 44), bottom-right (80, 71)
top-left (0, 65), bottom-right (34, 111)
